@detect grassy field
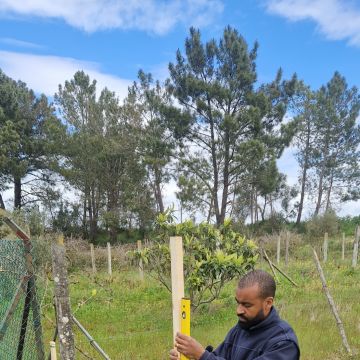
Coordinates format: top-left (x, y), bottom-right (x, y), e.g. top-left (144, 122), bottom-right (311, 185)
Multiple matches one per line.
top-left (38, 239), bottom-right (360, 360)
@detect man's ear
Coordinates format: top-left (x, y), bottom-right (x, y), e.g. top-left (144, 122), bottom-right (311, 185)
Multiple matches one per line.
top-left (264, 297), bottom-right (274, 311)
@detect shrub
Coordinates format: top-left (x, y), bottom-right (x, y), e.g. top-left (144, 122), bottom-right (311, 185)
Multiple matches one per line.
top-left (132, 210), bottom-right (258, 310)
top-left (338, 215), bottom-right (360, 236)
top-left (305, 210), bottom-right (339, 240)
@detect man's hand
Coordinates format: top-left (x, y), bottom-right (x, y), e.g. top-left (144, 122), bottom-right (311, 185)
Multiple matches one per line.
top-left (174, 332), bottom-right (205, 360)
top-left (169, 348), bottom-right (179, 360)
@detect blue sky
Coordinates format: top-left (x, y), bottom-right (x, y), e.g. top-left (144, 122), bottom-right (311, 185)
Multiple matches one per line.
top-left (1, 0), bottom-right (359, 217)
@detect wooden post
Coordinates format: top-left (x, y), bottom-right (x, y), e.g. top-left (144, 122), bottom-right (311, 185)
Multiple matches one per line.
top-left (323, 232), bottom-right (328, 263)
top-left (341, 233), bottom-right (345, 261)
top-left (170, 236), bottom-right (185, 343)
top-left (352, 226), bottom-right (359, 268)
top-left (263, 250), bottom-right (279, 282)
top-left (107, 242), bottom-right (112, 276)
top-left (90, 244), bottom-right (96, 274)
top-left (137, 240), bottom-right (144, 281)
top-left (276, 235), bottom-right (281, 265)
top-left (271, 262), bottom-right (298, 287)
top-left (50, 341), bottom-right (57, 360)
top-left (312, 248), bottom-right (352, 355)
top-left (51, 235), bottom-right (75, 360)
top-left (285, 232), bottom-right (289, 267)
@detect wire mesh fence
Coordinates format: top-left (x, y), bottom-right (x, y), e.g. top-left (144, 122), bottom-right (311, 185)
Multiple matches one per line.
top-left (0, 236), bottom-right (45, 360)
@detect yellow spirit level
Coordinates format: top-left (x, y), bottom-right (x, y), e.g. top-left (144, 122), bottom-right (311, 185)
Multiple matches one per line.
top-left (180, 298), bottom-right (191, 360)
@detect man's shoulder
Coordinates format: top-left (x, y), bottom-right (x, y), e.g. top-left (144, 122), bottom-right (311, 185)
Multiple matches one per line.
top-left (261, 316), bottom-right (300, 358)
top-left (267, 316), bottom-right (299, 349)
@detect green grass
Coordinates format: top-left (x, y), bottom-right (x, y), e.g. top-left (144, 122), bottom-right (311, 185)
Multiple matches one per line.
top-left (40, 244), bottom-right (360, 360)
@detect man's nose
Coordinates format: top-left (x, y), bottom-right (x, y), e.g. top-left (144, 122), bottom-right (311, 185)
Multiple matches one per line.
top-left (237, 304), bottom-right (245, 315)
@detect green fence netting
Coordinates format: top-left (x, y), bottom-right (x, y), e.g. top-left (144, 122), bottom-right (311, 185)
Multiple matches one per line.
top-left (0, 237), bottom-right (45, 360)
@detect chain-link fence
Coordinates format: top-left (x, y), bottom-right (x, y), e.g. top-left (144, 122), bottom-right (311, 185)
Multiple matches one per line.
top-left (0, 215), bottom-right (45, 360)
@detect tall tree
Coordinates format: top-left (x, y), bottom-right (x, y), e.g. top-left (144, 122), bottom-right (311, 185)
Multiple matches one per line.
top-left (291, 85), bottom-right (317, 224)
top-left (55, 71), bottom-right (103, 240)
top-left (312, 72), bottom-right (360, 215)
top-left (129, 71), bottom-right (174, 213)
top-left (55, 71), bottom-right (153, 241)
top-left (167, 27), bottom-right (296, 225)
top-left (99, 87), bottom-right (151, 241)
top-left (0, 69), bottom-right (61, 209)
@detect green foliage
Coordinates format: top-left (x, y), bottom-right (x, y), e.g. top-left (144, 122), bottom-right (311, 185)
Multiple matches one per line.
top-left (0, 218), bottom-right (10, 238)
top-left (129, 70), bottom-right (174, 213)
top-left (94, 228), bottom-right (144, 246)
top-left (305, 210), bottom-right (339, 239)
top-left (51, 201), bottom-right (83, 238)
top-left (338, 215), bottom-right (360, 236)
top-left (133, 210), bottom-right (258, 309)
top-left (293, 73), bottom-right (360, 220)
top-left (0, 69), bottom-right (64, 208)
top-left (246, 213), bottom-right (289, 236)
top-left (11, 207), bottom-right (46, 237)
top-left (167, 26), bottom-right (297, 225)
top-left (55, 71), bottom-right (155, 241)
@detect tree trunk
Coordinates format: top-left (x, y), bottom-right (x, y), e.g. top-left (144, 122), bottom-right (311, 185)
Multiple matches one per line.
top-left (14, 176), bottom-right (22, 209)
top-left (87, 189), bottom-right (94, 242)
top-left (107, 188), bottom-right (118, 243)
top-left (82, 185), bottom-right (89, 239)
top-left (219, 133), bottom-right (230, 225)
top-left (0, 194), bottom-right (5, 209)
top-left (260, 196), bottom-right (266, 221)
top-left (88, 186), bottom-right (98, 242)
top-left (206, 196), bottom-right (213, 223)
top-left (325, 174), bottom-right (334, 212)
top-left (255, 189), bottom-right (259, 222)
top-left (314, 171), bottom-right (324, 216)
top-left (315, 139), bottom-right (329, 216)
top-left (296, 162), bottom-right (308, 224)
top-left (154, 166), bottom-right (164, 213)
top-left (296, 121), bottom-right (311, 224)
top-left (250, 186), bottom-right (254, 225)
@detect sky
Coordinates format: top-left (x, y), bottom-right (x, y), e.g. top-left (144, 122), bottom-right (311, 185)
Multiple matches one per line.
top-left (0, 0), bottom-right (360, 218)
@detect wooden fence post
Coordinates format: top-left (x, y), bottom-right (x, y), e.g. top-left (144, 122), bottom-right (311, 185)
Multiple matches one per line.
top-left (352, 226), bottom-right (359, 268)
top-left (107, 242), bottom-right (112, 276)
top-left (323, 232), bottom-right (328, 263)
top-left (341, 233), bottom-right (345, 261)
top-left (312, 248), bottom-right (352, 355)
top-left (50, 341), bottom-right (57, 360)
top-left (285, 232), bottom-right (289, 267)
top-left (51, 235), bottom-right (75, 360)
top-left (137, 240), bottom-right (144, 281)
top-left (90, 244), bottom-right (96, 275)
top-left (170, 236), bottom-right (185, 343)
top-left (276, 235), bottom-right (281, 265)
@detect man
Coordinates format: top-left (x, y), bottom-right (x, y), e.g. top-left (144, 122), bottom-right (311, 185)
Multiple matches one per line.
top-left (170, 270), bottom-right (299, 360)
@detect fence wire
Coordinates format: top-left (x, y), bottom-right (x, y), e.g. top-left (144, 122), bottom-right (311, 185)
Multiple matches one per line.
top-left (0, 237), bottom-right (45, 360)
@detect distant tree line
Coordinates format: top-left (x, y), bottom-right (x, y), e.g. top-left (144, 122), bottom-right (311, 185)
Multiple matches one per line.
top-left (1, 26), bottom-right (359, 241)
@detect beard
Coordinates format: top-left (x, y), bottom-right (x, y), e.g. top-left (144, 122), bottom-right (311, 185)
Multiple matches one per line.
top-left (237, 308), bottom-right (266, 330)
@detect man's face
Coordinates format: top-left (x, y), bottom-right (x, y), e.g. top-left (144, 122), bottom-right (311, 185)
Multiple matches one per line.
top-left (235, 283), bottom-right (273, 329)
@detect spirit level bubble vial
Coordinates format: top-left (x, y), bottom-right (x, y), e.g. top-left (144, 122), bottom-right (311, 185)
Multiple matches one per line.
top-left (180, 297), bottom-right (191, 360)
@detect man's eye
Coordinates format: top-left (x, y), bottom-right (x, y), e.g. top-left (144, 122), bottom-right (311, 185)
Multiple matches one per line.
top-left (244, 304), bottom-right (252, 308)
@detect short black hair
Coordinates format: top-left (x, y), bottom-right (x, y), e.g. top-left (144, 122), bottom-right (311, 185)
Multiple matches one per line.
top-left (237, 270), bottom-right (276, 299)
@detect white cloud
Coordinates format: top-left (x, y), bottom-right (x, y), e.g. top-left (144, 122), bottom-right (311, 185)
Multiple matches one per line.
top-left (0, 0), bottom-right (224, 35)
top-left (0, 50), bottom-right (131, 99)
top-left (0, 37), bottom-right (43, 49)
top-left (265, 0), bottom-right (360, 46)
